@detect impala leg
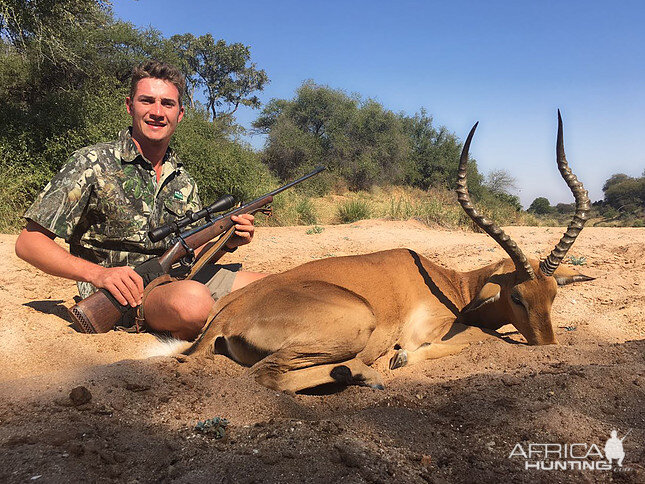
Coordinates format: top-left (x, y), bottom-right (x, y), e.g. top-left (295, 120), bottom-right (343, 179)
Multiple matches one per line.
top-left (389, 343), bottom-right (469, 369)
top-left (390, 323), bottom-right (499, 369)
top-left (249, 350), bottom-right (384, 392)
top-left (282, 359), bottom-right (384, 393)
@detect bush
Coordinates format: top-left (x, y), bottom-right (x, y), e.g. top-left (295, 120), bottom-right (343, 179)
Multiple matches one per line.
top-left (528, 197), bottom-right (552, 214)
top-left (296, 198), bottom-right (318, 225)
top-left (173, 110), bottom-right (276, 204)
top-left (337, 199), bottom-right (372, 223)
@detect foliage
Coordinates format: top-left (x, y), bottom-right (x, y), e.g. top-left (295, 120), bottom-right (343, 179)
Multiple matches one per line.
top-left (528, 197), bottom-right (552, 214)
top-left (296, 198), bottom-right (318, 225)
top-left (401, 109), bottom-right (483, 198)
top-left (254, 83), bottom-right (485, 196)
top-left (170, 33), bottom-right (268, 119)
top-left (172, 109), bottom-right (275, 204)
top-left (256, 184), bottom-right (532, 228)
top-left (484, 169), bottom-right (517, 195)
top-left (602, 173), bottom-right (645, 214)
top-left (336, 199), bottom-right (372, 224)
top-left (384, 189), bottom-right (468, 228)
top-left (554, 202), bottom-right (575, 214)
top-left (0, 0), bottom-right (270, 231)
top-left (306, 225), bottom-right (324, 235)
top-left (567, 255), bottom-right (587, 266)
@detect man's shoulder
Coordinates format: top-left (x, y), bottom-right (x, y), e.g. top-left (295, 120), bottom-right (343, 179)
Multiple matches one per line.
top-left (69, 138), bottom-right (121, 166)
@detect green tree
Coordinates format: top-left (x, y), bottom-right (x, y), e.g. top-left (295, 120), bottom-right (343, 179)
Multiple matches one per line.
top-left (603, 174), bottom-right (644, 213)
top-left (255, 81), bottom-right (410, 190)
top-left (255, 84), bottom-right (484, 194)
top-left (528, 197), bottom-right (552, 214)
top-left (170, 33), bottom-right (268, 119)
top-left (400, 109), bottom-right (484, 198)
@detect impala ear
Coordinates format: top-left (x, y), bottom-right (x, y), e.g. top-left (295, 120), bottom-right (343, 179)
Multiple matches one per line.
top-left (551, 266), bottom-right (595, 286)
top-left (462, 282), bottom-right (501, 313)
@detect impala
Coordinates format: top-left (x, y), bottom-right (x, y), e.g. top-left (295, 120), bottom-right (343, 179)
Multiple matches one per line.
top-left (184, 112), bottom-right (593, 392)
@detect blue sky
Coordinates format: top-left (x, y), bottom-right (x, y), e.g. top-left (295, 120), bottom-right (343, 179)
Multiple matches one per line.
top-left (111, 0), bottom-right (644, 207)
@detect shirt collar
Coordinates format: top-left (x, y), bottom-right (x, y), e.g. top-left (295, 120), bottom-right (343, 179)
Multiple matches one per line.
top-left (118, 128), bottom-right (182, 172)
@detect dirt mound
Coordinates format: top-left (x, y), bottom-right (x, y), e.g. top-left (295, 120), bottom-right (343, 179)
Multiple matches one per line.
top-left (1, 222), bottom-right (643, 483)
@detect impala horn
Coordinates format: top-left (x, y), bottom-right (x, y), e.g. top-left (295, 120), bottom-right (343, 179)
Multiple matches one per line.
top-left (456, 122), bottom-right (536, 281)
top-left (538, 110), bottom-right (590, 276)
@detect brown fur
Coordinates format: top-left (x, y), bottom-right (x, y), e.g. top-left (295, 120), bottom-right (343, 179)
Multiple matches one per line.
top-left (184, 248), bottom-right (593, 392)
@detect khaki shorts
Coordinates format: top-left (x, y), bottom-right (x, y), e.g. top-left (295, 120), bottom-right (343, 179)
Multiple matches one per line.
top-left (76, 263), bottom-right (242, 330)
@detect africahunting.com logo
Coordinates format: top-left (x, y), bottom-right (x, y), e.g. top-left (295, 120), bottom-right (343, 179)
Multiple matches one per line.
top-left (509, 429), bottom-right (633, 471)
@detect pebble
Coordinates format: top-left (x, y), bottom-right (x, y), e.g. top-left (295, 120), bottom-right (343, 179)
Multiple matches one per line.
top-left (125, 382), bottom-right (151, 392)
top-left (334, 443), bottom-right (363, 468)
top-left (260, 452), bottom-right (280, 465)
top-left (69, 386), bottom-right (92, 406)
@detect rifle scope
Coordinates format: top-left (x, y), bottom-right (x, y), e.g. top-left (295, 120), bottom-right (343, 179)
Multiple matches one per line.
top-left (148, 194), bottom-right (235, 243)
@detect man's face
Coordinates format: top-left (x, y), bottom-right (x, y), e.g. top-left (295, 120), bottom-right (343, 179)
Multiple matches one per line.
top-left (126, 77), bottom-right (184, 148)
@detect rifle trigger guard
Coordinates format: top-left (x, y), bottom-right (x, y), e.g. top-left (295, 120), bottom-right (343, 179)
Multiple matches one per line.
top-left (256, 207), bottom-right (273, 217)
top-left (178, 235), bottom-right (195, 267)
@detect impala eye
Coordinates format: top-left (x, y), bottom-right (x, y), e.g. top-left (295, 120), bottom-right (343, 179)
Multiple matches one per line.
top-left (510, 292), bottom-right (523, 306)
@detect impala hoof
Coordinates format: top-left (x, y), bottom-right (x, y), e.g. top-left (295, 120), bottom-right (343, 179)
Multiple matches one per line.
top-left (389, 349), bottom-right (408, 370)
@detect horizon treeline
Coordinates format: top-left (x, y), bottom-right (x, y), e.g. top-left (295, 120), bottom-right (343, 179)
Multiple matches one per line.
top-left (1, 0), bottom-right (640, 231)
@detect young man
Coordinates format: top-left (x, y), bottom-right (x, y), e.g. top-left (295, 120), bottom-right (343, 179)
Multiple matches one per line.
top-left (15, 61), bottom-right (265, 340)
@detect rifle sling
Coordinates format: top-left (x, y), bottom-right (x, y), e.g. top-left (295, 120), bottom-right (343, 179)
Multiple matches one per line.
top-left (134, 226), bottom-right (237, 332)
top-left (186, 225), bottom-right (237, 280)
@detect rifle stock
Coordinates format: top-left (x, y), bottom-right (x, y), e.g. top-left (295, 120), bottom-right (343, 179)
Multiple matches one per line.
top-left (67, 167), bottom-right (325, 333)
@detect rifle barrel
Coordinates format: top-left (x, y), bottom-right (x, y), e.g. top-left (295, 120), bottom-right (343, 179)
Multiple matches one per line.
top-left (266, 166), bottom-right (326, 197)
top-left (175, 166), bottom-right (326, 242)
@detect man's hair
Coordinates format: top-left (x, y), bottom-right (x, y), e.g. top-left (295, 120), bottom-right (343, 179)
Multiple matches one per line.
top-left (130, 60), bottom-right (186, 106)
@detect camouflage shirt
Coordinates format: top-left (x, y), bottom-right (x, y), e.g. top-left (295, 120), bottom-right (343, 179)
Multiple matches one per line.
top-left (25, 128), bottom-right (202, 269)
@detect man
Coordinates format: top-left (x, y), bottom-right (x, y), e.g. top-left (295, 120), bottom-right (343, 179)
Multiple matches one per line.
top-left (15, 60), bottom-right (265, 340)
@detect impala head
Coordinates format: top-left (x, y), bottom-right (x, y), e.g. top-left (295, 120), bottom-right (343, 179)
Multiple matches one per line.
top-left (457, 111), bottom-right (593, 345)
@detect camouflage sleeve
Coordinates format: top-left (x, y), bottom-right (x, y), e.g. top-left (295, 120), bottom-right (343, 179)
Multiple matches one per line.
top-left (24, 152), bottom-right (96, 240)
top-left (185, 174), bottom-right (202, 212)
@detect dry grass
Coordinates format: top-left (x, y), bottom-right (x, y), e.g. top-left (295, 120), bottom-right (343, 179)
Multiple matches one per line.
top-left (258, 185), bottom-right (536, 229)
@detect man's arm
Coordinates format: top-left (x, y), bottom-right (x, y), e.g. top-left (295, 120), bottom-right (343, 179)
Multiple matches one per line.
top-left (15, 220), bottom-right (143, 307)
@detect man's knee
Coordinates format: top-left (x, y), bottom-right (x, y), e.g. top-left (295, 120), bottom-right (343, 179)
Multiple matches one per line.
top-left (144, 280), bottom-right (213, 338)
top-left (168, 280), bottom-right (213, 322)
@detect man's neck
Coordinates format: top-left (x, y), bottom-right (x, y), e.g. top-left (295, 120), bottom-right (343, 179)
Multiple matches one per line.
top-left (131, 133), bottom-right (169, 168)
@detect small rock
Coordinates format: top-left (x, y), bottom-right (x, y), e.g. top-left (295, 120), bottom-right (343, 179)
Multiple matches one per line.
top-left (260, 452), bottom-right (280, 465)
top-left (125, 382), bottom-right (151, 392)
top-left (3, 434), bottom-right (37, 447)
top-left (99, 450), bottom-right (116, 464)
top-left (168, 464), bottom-right (182, 478)
top-left (420, 455), bottom-right (432, 467)
top-left (281, 450), bottom-right (296, 459)
top-left (65, 442), bottom-right (84, 457)
top-left (334, 443), bottom-right (363, 468)
top-left (69, 386), bottom-right (92, 406)
top-left (93, 405), bottom-right (113, 416)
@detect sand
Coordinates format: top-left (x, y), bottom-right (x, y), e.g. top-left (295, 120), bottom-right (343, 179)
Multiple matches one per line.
top-left (1, 220), bottom-right (643, 483)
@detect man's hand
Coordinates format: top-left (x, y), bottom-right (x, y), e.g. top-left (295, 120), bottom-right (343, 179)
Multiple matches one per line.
top-left (16, 220), bottom-right (144, 307)
top-left (91, 266), bottom-right (143, 308)
top-left (225, 213), bottom-right (256, 250)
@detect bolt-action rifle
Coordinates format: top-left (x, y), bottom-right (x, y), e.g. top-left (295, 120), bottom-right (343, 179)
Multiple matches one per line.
top-left (68, 166), bottom-right (326, 334)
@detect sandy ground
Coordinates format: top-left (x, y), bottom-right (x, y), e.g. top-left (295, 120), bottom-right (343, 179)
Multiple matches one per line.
top-left (0, 220), bottom-right (643, 483)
